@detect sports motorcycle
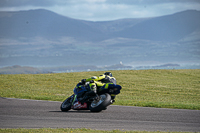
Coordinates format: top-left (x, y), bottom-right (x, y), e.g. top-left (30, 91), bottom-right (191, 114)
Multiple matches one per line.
top-left (60, 83), bottom-right (121, 112)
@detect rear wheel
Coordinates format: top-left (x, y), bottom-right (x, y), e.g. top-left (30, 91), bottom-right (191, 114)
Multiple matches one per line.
top-left (60, 96), bottom-right (73, 112)
top-left (89, 93), bottom-right (111, 112)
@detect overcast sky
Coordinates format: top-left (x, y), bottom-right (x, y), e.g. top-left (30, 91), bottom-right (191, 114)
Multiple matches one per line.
top-left (0, 0), bottom-right (200, 21)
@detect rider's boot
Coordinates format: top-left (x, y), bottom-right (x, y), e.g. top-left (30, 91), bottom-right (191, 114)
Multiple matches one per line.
top-left (110, 95), bottom-right (116, 104)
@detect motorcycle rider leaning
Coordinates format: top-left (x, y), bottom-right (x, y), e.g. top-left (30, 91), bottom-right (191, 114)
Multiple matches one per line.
top-left (77, 72), bottom-right (121, 104)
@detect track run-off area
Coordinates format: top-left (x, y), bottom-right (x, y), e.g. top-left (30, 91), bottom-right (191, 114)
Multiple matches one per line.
top-left (0, 97), bottom-right (200, 132)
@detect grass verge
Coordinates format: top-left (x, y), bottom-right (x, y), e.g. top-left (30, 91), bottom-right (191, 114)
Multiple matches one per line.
top-left (0, 69), bottom-right (200, 110)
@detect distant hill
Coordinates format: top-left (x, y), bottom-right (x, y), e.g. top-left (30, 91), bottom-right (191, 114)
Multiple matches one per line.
top-left (0, 9), bottom-right (200, 67)
top-left (0, 9), bottom-right (104, 41)
top-left (0, 65), bottom-right (48, 74)
top-left (113, 10), bottom-right (200, 42)
top-left (1, 9), bottom-right (200, 42)
top-left (0, 64), bottom-right (132, 74)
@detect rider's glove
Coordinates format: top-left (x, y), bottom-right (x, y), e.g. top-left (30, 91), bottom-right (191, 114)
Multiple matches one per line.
top-left (90, 80), bottom-right (94, 83)
top-left (81, 79), bottom-right (86, 85)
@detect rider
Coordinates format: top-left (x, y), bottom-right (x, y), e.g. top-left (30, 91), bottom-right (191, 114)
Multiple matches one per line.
top-left (78, 72), bottom-right (121, 104)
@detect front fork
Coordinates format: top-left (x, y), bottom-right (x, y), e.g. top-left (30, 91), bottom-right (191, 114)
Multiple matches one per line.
top-left (71, 94), bottom-right (77, 105)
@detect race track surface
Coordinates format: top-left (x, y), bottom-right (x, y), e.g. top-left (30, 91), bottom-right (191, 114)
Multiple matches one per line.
top-left (0, 97), bottom-right (200, 131)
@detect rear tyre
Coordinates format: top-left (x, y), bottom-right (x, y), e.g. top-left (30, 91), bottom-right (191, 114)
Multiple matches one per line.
top-left (89, 93), bottom-right (111, 112)
top-left (60, 96), bottom-right (72, 112)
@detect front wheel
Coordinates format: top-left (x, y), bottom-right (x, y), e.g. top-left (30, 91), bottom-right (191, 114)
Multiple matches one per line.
top-left (60, 95), bottom-right (73, 112)
top-left (89, 93), bottom-right (111, 112)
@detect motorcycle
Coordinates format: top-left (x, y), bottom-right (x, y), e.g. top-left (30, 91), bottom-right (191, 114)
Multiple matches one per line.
top-left (60, 83), bottom-right (121, 112)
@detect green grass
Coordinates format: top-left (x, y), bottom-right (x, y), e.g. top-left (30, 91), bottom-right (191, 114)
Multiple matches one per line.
top-left (0, 128), bottom-right (198, 133)
top-left (0, 69), bottom-right (200, 110)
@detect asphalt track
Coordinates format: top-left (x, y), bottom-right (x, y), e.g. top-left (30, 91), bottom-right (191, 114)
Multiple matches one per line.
top-left (0, 97), bottom-right (200, 132)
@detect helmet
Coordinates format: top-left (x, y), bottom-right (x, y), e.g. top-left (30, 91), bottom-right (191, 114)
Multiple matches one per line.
top-left (104, 72), bottom-right (112, 77)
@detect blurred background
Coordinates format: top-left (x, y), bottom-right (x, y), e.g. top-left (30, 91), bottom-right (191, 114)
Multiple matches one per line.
top-left (0, 0), bottom-right (200, 74)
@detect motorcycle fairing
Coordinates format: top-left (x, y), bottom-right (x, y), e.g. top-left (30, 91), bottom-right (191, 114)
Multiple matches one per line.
top-left (98, 84), bottom-right (121, 95)
top-left (73, 85), bottom-right (87, 94)
top-left (71, 101), bottom-right (88, 109)
top-left (72, 85), bottom-right (87, 103)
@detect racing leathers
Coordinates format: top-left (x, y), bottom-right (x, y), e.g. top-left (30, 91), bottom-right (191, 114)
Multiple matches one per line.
top-left (79, 73), bottom-right (121, 104)
top-left (85, 74), bottom-right (116, 93)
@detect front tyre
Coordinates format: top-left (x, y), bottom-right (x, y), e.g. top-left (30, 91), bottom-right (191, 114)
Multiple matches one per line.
top-left (60, 96), bottom-right (72, 112)
top-left (89, 93), bottom-right (111, 112)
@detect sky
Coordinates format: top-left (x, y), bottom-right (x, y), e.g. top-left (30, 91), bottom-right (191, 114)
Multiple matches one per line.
top-left (0, 0), bottom-right (200, 21)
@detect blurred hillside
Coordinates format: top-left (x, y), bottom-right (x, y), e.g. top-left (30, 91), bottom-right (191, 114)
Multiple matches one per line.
top-left (0, 9), bottom-right (199, 67)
